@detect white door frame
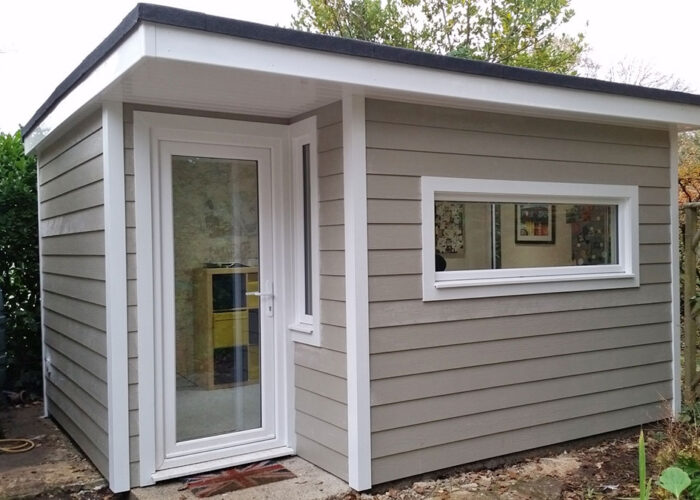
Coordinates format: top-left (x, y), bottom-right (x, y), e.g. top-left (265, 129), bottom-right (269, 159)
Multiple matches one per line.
top-left (134, 112), bottom-right (294, 484)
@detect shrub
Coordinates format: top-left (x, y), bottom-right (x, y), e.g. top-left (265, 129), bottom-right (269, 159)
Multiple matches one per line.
top-left (0, 131), bottom-right (41, 394)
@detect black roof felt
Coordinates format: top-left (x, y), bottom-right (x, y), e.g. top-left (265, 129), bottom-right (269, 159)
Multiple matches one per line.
top-left (22, 2), bottom-right (700, 137)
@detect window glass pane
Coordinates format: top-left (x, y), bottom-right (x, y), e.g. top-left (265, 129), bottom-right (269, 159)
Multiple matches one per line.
top-left (435, 201), bottom-right (618, 272)
top-left (302, 144), bottom-right (313, 315)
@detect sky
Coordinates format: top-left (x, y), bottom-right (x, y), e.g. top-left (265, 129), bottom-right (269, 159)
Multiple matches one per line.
top-left (1, 0), bottom-right (700, 134)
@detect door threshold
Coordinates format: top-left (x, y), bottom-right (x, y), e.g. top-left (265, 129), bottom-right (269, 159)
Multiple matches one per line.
top-left (151, 446), bottom-right (295, 482)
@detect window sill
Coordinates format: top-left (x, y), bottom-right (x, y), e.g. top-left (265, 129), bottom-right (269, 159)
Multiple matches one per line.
top-left (289, 322), bottom-right (321, 346)
top-left (424, 272), bottom-right (639, 301)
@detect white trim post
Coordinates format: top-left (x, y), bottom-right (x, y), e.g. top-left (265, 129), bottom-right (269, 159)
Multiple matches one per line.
top-left (342, 94), bottom-right (372, 490)
top-left (669, 128), bottom-right (682, 417)
top-left (103, 102), bottom-right (131, 492)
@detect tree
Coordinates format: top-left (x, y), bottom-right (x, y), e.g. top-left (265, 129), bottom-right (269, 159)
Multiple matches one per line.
top-left (0, 131), bottom-right (40, 394)
top-left (292, 0), bottom-right (586, 74)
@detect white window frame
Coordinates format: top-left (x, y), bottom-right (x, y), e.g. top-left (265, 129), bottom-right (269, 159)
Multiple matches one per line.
top-left (288, 117), bottom-right (321, 345)
top-left (422, 177), bottom-right (639, 301)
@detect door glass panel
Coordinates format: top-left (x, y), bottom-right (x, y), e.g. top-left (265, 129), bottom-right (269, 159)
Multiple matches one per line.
top-left (171, 155), bottom-right (261, 442)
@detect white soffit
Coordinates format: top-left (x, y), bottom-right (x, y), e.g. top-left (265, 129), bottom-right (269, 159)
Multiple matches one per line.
top-left (26, 21), bottom-right (700, 153)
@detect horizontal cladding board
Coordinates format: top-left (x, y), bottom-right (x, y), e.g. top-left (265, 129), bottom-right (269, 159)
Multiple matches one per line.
top-left (365, 121), bottom-right (668, 168)
top-left (320, 324), bottom-right (347, 353)
top-left (40, 181), bottom-right (104, 220)
top-left (39, 111), bottom-right (102, 166)
top-left (42, 255), bottom-right (105, 281)
top-left (296, 387), bottom-right (348, 430)
top-left (44, 309), bottom-right (106, 357)
top-left (640, 244), bottom-right (671, 264)
top-left (370, 342), bottom-right (670, 405)
top-left (371, 362), bottom-right (671, 431)
top-left (318, 148), bottom-right (343, 178)
top-left (295, 411), bottom-right (348, 456)
top-left (129, 409), bottom-right (139, 437)
top-left (320, 275), bottom-right (346, 302)
top-left (372, 381), bottom-right (670, 458)
top-left (295, 365), bottom-right (347, 404)
top-left (370, 302), bottom-right (670, 353)
top-left (365, 200), bottom-right (669, 225)
top-left (42, 273), bottom-right (106, 306)
top-left (367, 264), bottom-right (670, 302)
top-left (125, 151), bottom-right (134, 175)
top-left (43, 291), bottom-right (106, 331)
top-left (46, 384), bottom-right (108, 460)
top-left (45, 328), bottom-right (107, 381)
top-left (46, 347), bottom-right (107, 406)
top-left (127, 228), bottom-right (136, 253)
top-left (296, 435), bottom-right (348, 482)
top-left (320, 226), bottom-right (345, 251)
top-left (371, 323), bottom-right (670, 380)
top-left (48, 397), bottom-right (108, 477)
top-left (319, 174), bottom-right (344, 202)
top-left (314, 101), bottom-right (343, 129)
top-left (41, 231), bottom-right (105, 256)
top-left (364, 100), bottom-right (670, 148)
top-left (318, 122), bottom-right (343, 153)
top-left (41, 206), bottom-right (105, 237)
top-left (368, 245), bottom-right (670, 277)
top-left (46, 363), bottom-right (108, 432)
top-left (320, 251), bottom-right (345, 276)
top-left (366, 150), bottom-right (670, 188)
top-left (371, 402), bottom-right (666, 484)
top-left (321, 299), bottom-right (346, 328)
top-left (129, 384), bottom-right (138, 410)
top-left (366, 175), bottom-right (670, 206)
top-left (295, 342), bottom-right (347, 378)
top-left (39, 130), bottom-right (103, 185)
top-left (40, 156), bottom-right (104, 201)
top-left (369, 283), bottom-right (670, 328)
top-left (125, 174), bottom-right (134, 201)
top-left (319, 200), bottom-right (345, 226)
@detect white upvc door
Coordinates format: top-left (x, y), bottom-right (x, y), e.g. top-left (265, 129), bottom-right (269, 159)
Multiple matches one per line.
top-left (135, 113), bottom-right (292, 481)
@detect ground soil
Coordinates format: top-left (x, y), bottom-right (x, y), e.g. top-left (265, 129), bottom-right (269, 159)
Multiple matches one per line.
top-left (338, 426), bottom-right (667, 500)
top-left (0, 402), bottom-right (121, 499)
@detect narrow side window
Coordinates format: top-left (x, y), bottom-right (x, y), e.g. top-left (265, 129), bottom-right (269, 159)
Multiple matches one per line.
top-left (290, 117), bottom-right (320, 344)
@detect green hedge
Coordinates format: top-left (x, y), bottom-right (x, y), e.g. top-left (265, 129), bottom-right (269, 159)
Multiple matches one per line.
top-left (0, 131), bottom-right (41, 394)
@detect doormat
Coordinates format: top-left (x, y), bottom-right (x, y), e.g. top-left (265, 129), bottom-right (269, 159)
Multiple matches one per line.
top-left (183, 460), bottom-right (296, 497)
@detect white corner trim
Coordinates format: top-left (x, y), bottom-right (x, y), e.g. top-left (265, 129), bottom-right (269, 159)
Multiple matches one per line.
top-left (422, 177), bottom-right (640, 301)
top-left (342, 95), bottom-right (372, 490)
top-left (133, 112), bottom-right (157, 486)
top-left (669, 128), bottom-right (682, 417)
top-left (102, 102), bottom-right (130, 492)
top-left (36, 146), bottom-right (48, 419)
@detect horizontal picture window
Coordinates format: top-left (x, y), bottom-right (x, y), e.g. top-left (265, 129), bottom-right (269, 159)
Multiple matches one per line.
top-left (422, 177), bottom-right (639, 300)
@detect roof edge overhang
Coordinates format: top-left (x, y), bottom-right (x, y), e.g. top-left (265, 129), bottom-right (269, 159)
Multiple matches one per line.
top-left (22, 3), bottom-right (700, 153)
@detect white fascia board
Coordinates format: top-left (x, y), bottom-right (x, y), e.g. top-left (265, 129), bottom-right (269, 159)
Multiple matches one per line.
top-left (24, 23), bottom-right (155, 155)
top-left (152, 24), bottom-right (700, 129)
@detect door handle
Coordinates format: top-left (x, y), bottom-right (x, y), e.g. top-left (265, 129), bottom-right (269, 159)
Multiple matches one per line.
top-left (247, 281), bottom-right (274, 317)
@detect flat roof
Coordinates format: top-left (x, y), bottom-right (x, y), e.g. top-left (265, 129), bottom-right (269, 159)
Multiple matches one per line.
top-left (22, 2), bottom-right (700, 137)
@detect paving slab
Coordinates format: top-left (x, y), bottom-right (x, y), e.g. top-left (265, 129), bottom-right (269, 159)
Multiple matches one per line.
top-left (130, 456), bottom-right (352, 500)
top-left (0, 403), bottom-right (108, 499)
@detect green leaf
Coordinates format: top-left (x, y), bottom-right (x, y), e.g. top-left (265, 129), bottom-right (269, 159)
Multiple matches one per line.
top-left (659, 467), bottom-right (692, 499)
